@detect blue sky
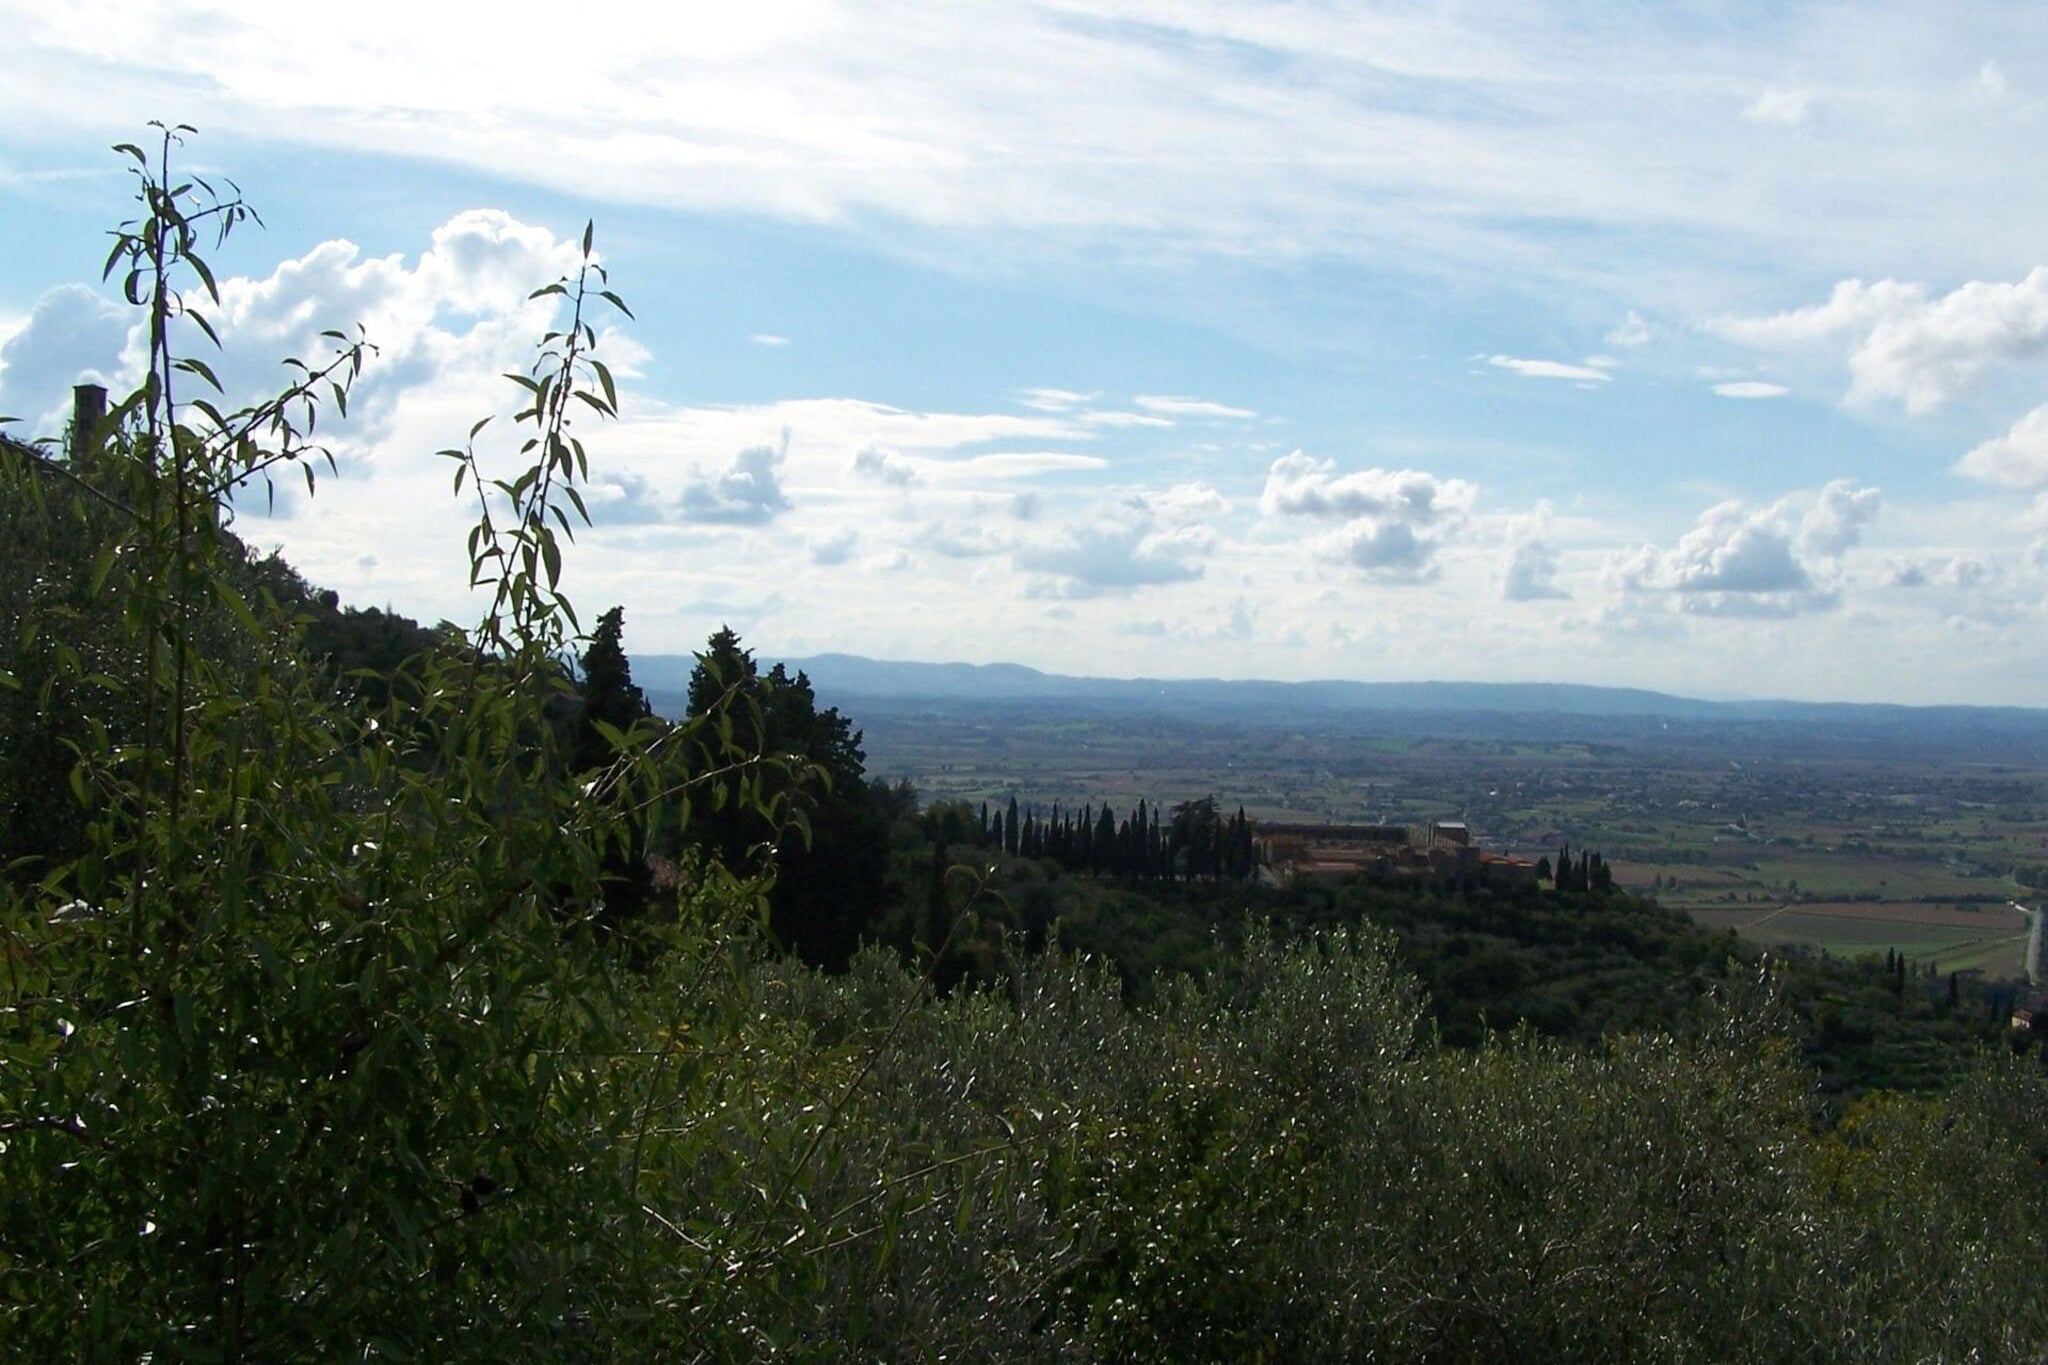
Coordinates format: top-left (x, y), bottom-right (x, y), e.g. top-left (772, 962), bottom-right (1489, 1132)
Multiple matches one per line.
top-left (4, 1), bottom-right (2047, 704)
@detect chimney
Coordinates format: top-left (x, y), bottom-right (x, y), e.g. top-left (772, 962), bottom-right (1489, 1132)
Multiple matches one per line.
top-left (70, 383), bottom-right (107, 461)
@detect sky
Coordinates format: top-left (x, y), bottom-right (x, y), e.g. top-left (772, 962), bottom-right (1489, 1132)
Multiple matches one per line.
top-left (3, 2), bottom-right (2047, 706)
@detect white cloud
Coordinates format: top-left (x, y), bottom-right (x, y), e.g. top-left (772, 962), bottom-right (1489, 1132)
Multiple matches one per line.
top-left (1957, 404), bottom-right (2048, 488)
top-left (1606, 312), bottom-right (1653, 348)
top-left (1610, 508), bottom-right (1817, 615)
top-left (1487, 355), bottom-right (1613, 383)
top-left (1887, 555), bottom-right (1991, 590)
top-left (1261, 452), bottom-right (1475, 523)
top-left (921, 519), bottom-right (1007, 559)
top-left (1014, 510), bottom-right (1207, 597)
top-left (1502, 502), bottom-right (1569, 601)
top-left (809, 525), bottom-right (858, 564)
top-left (1336, 519), bottom-right (1432, 579)
top-left (1132, 394), bottom-right (1257, 419)
top-left (1714, 270), bottom-right (2048, 413)
top-left (1611, 484), bottom-right (1877, 616)
top-left (1080, 409), bottom-right (1175, 429)
top-left (1742, 88), bottom-right (1813, 126)
top-left (0, 283), bottom-right (132, 433)
top-left (679, 432), bottom-right (790, 524)
top-left (1796, 480), bottom-right (1882, 558)
top-left (1503, 537), bottom-right (1568, 600)
top-left (750, 333), bottom-right (790, 346)
top-left (15, 0), bottom-right (2048, 328)
top-left (582, 469), bottom-right (667, 525)
top-left (951, 451), bottom-right (1107, 478)
top-left (1144, 481), bottom-right (1231, 523)
top-left (1018, 387), bottom-right (1094, 412)
top-left (1712, 381), bottom-right (1789, 399)
top-left (1263, 452), bottom-right (1476, 584)
top-left (849, 439), bottom-right (919, 485)
top-left (1978, 61), bottom-right (2008, 98)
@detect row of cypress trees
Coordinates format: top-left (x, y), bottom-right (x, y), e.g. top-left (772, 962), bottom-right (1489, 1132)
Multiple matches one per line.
top-left (973, 794), bottom-right (1261, 882)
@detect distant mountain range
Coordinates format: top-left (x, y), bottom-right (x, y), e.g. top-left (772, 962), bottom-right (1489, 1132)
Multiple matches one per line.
top-left (632, 651), bottom-right (2046, 731)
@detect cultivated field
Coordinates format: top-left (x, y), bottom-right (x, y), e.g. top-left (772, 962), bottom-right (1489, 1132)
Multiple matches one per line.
top-left (850, 700), bottom-right (2048, 981)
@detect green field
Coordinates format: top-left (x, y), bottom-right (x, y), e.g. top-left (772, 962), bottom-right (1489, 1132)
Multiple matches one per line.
top-left (1737, 909), bottom-right (2023, 974)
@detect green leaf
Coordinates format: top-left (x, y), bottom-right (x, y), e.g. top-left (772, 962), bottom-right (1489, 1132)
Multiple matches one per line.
top-left (188, 250), bottom-right (220, 303)
top-left (207, 576), bottom-right (258, 633)
top-left (541, 529), bottom-right (562, 589)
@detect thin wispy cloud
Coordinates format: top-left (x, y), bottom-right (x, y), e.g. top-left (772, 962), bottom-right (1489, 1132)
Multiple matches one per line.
top-left (1742, 88), bottom-right (1813, 127)
top-left (1487, 356), bottom-right (1613, 384)
top-left (1132, 395), bottom-right (1257, 420)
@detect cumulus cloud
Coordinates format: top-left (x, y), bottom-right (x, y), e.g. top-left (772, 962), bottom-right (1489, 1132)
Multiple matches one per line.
top-left (1013, 498), bottom-right (1210, 597)
top-left (1713, 271), bottom-right (2048, 413)
top-left (1796, 480), bottom-right (1882, 558)
top-left (1503, 538), bottom-right (1568, 600)
top-left (1501, 503), bottom-right (1569, 601)
top-left (1742, 88), bottom-right (1813, 126)
top-left (583, 469), bottom-right (668, 525)
top-left (679, 432), bottom-right (790, 524)
top-left (1957, 404), bottom-right (2048, 487)
top-left (1143, 481), bottom-right (1232, 522)
top-left (0, 284), bottom-right (130, 433)
top-left (1887, 555), bottom-right (1991, 589)
top-left (1262, 452), bottom-right (1475, 584)
top-left (1336, 520), bottom-right (1431, 577)
top-left (849, 439), bottom-right (920, 485)
top-left (1712, 380), bottom-right (1788, 399)
top-left (1612, 483), bottom-right (1878, 615)
top-left (1132, 394), bottom-right (1256, 419)
top-left (1261, 453), bottom-right (1474, 523)
top-left (1487, 355), bottom-right (1612, 383)
top-left (1611, 503), bottom-right (1815, 614)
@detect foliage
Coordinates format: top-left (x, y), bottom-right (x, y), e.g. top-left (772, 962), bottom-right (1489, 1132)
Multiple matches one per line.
top-left (684, 626), bottom-right (890, 970)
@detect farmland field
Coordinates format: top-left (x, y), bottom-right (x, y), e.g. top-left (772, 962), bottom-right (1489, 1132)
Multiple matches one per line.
top-left (839, 696), bottom-right (2048, 982)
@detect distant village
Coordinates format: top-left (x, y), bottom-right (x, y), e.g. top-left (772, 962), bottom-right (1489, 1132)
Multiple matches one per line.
top-left (1257, 819), bottom-right (1541, 891)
